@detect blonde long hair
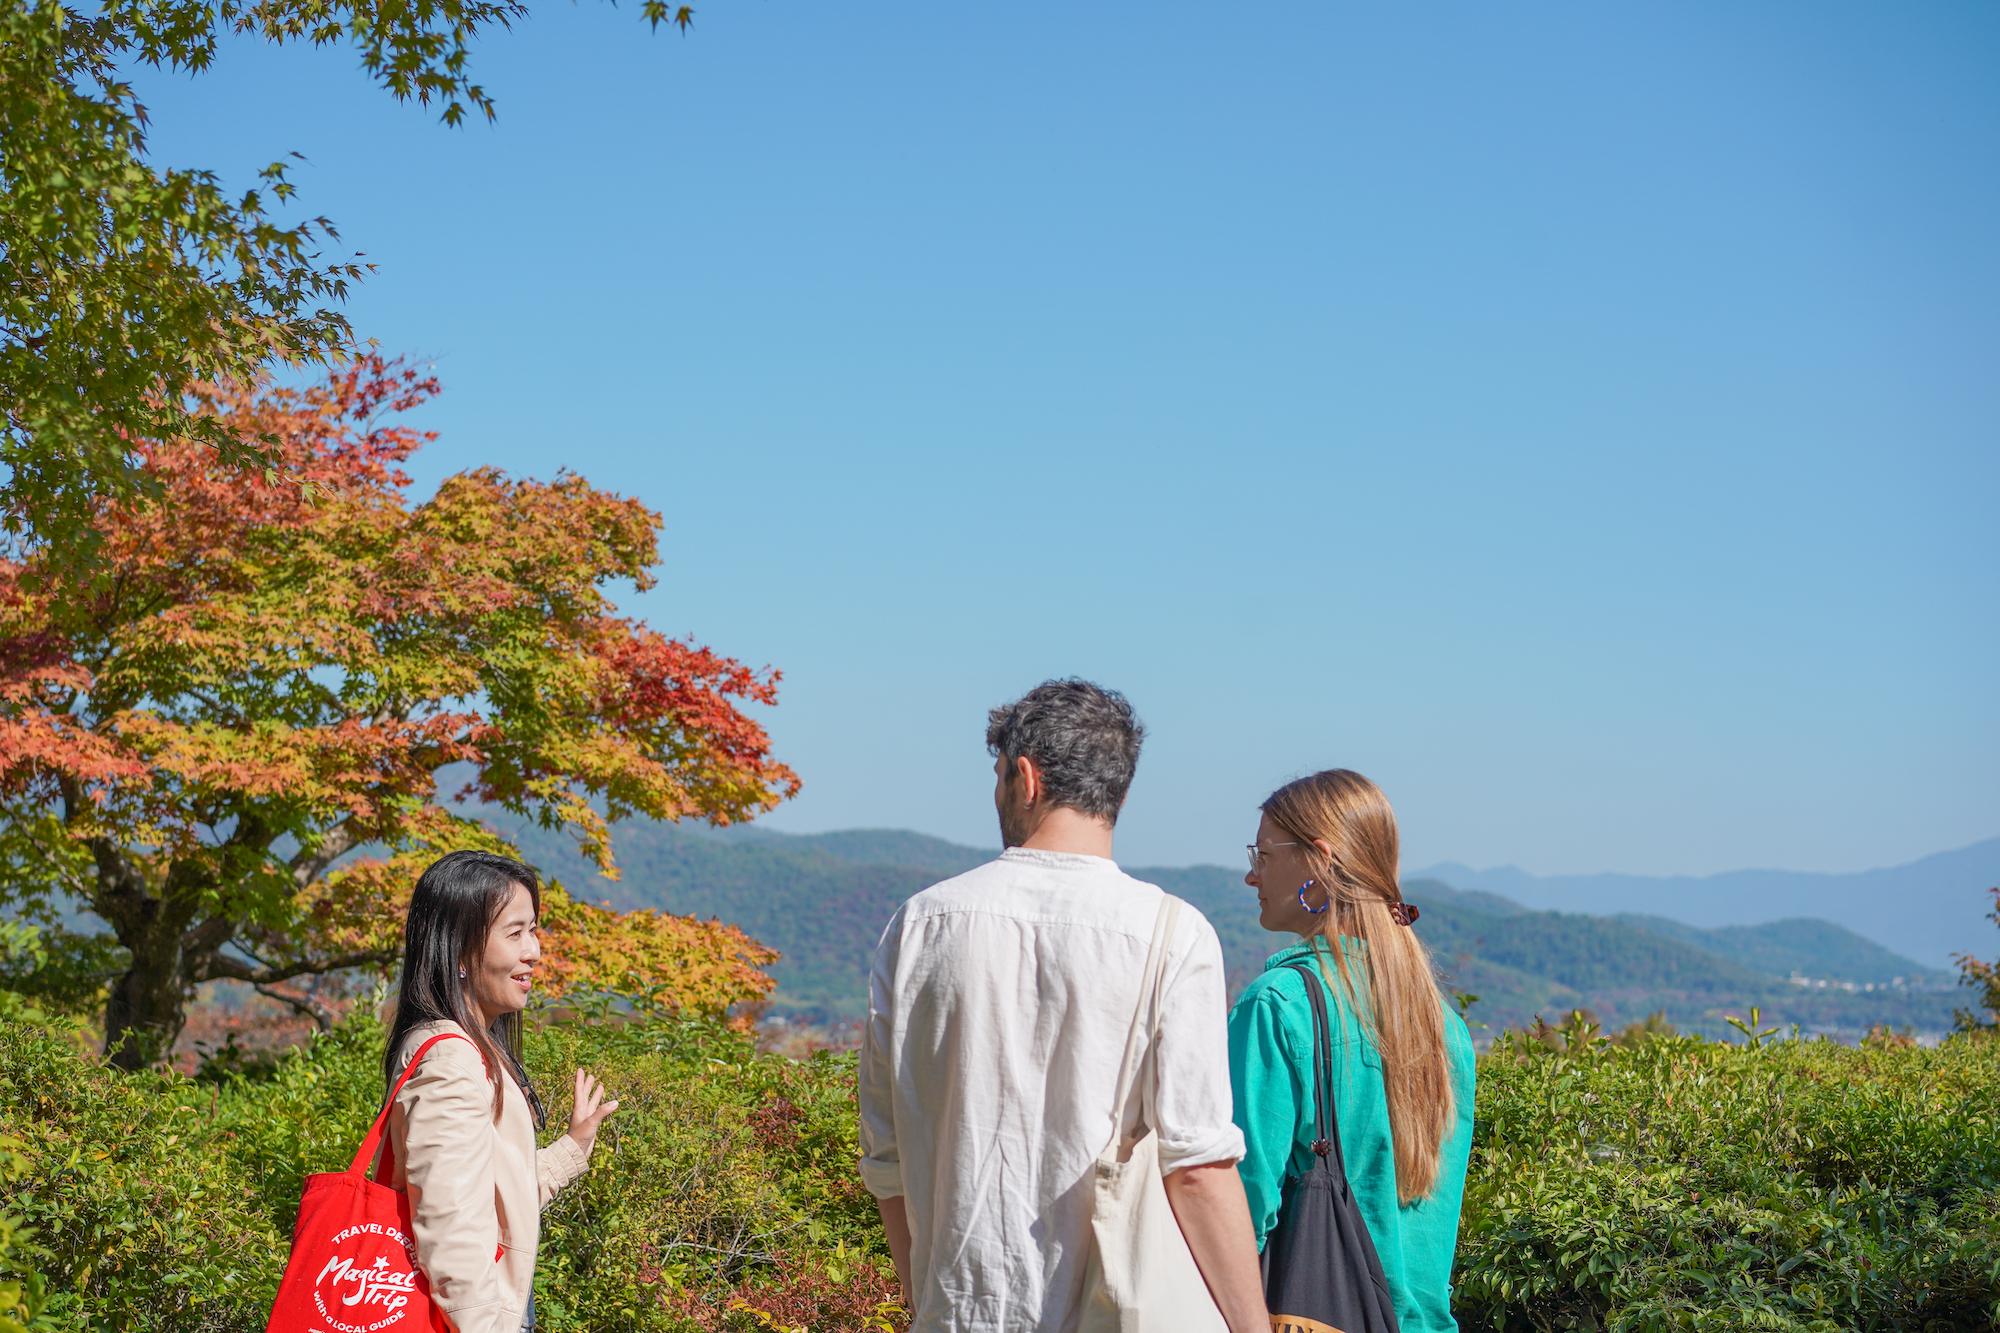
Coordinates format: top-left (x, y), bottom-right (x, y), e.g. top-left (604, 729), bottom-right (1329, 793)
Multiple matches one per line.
top-left (1264, 769), bottom-right (1454, 1205)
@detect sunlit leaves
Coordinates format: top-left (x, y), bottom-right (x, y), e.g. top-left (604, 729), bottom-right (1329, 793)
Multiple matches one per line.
top-left (1457, 1032), bottom-right (2000, 1331)
top-left (0, 356), bottom-right (796, 1055)
top-left (1, 0), bottom-right (694, 545)
top-left (0, 0), bottom-right (363, 547)
top-left (537, 881), bottom-right (778, 1016)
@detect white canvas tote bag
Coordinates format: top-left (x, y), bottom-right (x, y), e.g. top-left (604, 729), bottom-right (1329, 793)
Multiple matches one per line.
top-left (1078, 895), bottom-right (1231, 1333)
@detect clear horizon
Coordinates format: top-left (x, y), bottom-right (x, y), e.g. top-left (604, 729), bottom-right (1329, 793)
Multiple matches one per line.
top-left (128, 1), bottom-right (1998, 878)
top-left (699, 815), bottom-right (1996, 881)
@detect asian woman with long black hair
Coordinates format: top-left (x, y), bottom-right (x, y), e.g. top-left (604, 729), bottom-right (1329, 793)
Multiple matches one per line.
top-left (380, 850), bottom-right (620, 1333)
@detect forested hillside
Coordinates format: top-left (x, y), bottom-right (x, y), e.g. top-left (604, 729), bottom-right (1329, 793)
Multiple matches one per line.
top-left (1408, 889), bottom-right (1962, 1037)
top-left (501, 822), bottom-right (946, 1014)
top-left (504, 817), bottom-right (1969, 1037)
top-left (1612, 913), bottom-right (1954, 985)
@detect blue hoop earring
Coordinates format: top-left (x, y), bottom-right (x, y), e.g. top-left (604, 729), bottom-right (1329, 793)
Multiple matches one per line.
top-left (1299, 880), bottom-right (1328, 914)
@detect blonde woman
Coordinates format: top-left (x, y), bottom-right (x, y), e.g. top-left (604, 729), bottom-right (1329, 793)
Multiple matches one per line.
top-left (1230, 770), bottom-right (1476, 1333)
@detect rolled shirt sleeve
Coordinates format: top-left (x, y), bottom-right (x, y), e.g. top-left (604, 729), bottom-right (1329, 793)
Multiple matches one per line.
top-left (397, 1038), bottom-right (513, 1333)
top-left (1153, 913), bottom-right (1250, 1175)
top-left (857, 907), bottom-right (906, 1200)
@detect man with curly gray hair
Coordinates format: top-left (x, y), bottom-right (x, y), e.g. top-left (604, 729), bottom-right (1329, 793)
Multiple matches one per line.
top-left (858, 679), bottom-right (1266, 1333)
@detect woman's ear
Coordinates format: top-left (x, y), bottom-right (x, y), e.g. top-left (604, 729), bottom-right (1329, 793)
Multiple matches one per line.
top-left (1312, 838), bottom-right (1335, 864)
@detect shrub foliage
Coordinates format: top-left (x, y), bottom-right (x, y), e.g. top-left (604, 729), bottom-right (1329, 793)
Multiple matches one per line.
top-left (1458, 1019), bottom-right (2000, 1332)
top-left (0, 1005), bottom-right (1994, 1331)
top-left (0, 1008), bottom-right (893, 1333)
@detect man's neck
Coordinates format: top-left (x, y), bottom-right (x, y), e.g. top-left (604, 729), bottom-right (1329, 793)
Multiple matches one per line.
top-left (1015, 807), bottom-right (1116, 861)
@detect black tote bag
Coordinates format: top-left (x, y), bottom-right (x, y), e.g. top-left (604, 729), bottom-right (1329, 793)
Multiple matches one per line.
top-left (1259, 961), bottom-right (1401, 1333)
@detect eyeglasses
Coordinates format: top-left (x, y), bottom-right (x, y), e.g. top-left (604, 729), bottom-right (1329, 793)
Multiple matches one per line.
top-left (1245, 841), bottom-right (1301, 872)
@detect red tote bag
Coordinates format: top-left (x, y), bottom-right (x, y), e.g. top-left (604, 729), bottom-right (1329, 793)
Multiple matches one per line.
top-left (265, 1033), bottom-right (478, 1333)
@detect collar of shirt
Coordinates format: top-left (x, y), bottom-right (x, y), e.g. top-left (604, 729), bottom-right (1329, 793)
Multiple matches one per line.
top-left (996, 845), bottom-right (1120, 872)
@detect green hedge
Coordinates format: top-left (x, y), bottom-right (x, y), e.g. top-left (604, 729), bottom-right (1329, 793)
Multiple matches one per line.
top-left (0, 1011), bottom-right (1994, 1331)
top-left (1459, 1026), bottom-right (2000, 1332)
top-left (0, 1014), bottom-right (896, 1332)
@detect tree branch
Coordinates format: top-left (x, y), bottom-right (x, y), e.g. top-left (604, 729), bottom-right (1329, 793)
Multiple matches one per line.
top-left (205, 948), bottom-right (396, 986)
top-left (184, 913), bottom-right (243, 960)
top-left (254, 982), bottom-right (338, 1034)
top-left (290, 820), bottom-right (362, 890)
top-left (83, 832), bottom-right (157, 937)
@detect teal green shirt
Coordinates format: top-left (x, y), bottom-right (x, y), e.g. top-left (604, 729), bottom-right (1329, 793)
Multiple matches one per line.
top-left (1227, 939), bottom-right (1477, 1333)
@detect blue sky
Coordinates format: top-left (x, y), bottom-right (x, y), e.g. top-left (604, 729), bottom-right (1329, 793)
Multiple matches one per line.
top-left (130, 1), bottom-right (1998, 877)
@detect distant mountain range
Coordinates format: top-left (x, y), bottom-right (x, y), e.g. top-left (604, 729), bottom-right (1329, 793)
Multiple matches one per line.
top-left (499, 817), bottom-right (1985, 1039)
top-left (1398, 880), bottom-right (1962, 1040)
top-left (1411, 838), bottom-right (2000, 971)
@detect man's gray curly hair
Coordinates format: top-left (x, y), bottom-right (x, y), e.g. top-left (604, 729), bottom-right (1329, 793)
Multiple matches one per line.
top-left (985, 678), bottom-right (1145, 823)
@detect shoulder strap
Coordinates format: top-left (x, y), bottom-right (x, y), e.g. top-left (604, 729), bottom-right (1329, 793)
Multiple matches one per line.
top-left (1285, 961), bottom-right (1353, 1181)
top-left (1137, 896), bottom-right (1182, 1134)
top-left (1107, 894), bottom-right (1181, 1148)
top-left (350, 1031), bottom-right (484, 1178)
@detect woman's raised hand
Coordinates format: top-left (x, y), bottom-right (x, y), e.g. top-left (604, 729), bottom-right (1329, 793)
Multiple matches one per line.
top-left (565, 1068), bottom-right (622, 1152)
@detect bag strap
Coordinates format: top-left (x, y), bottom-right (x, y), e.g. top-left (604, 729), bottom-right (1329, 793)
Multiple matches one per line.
top-left (1285, 961), bottom-right (1354, 1182)
top-left (1107, 894), bottom-right (1182, 1148)
top-left (1137, 896), bottom-right (1181, 1135)
top-left (349, 1031), bottom-right (484, 1178)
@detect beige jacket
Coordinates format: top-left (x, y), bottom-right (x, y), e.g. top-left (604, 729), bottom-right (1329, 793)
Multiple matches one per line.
top-left (382, 1020), bottom-right (594, 1333)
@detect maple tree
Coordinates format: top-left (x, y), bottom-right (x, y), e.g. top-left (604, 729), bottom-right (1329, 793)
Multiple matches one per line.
top-left (2, 0), bottom-right (692, 548)
top-left (0, 354), bottom-right (797, 1067)
top-left (537, 884), bottom-right (778, 1017)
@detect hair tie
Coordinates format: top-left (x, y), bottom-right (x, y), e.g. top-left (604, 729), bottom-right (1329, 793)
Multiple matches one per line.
top-left (1386, 901), bottom-right (1419, 927)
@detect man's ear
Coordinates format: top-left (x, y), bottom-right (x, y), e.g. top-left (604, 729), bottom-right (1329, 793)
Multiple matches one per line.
top-left (1015, 755), bottom-right (1041, 808)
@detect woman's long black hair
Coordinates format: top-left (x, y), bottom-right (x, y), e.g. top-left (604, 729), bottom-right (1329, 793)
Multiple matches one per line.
top-left (386, 849), bottom-right (546, 1126)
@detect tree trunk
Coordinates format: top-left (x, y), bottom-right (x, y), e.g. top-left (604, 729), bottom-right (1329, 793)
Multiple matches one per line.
top-left (84, 837), bottom-right (391, 1071)
top-left (90, 842), bottom-right (205, 1071)
top-left (103, 933), bottom-right (197, 1070)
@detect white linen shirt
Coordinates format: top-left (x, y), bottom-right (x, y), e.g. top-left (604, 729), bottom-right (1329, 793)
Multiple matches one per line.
top-left (858, 847), bottom-right (1247, 1333)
